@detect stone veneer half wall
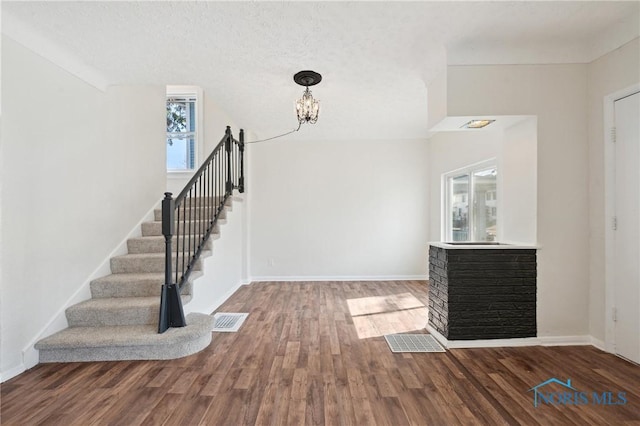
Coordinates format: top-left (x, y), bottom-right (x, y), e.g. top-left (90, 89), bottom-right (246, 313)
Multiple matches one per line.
top-left (428, 245), bottom-right (537, 340)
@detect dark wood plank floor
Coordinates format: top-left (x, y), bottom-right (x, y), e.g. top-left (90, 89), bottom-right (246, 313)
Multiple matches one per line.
top-left (2, 281), bottom-right (639, 425)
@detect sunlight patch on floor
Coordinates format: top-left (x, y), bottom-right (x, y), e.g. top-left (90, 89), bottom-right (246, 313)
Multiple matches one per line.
top-left (346, 293), bottom-right (428, 339)
top-left (346, 293), bottom-right (425, 316)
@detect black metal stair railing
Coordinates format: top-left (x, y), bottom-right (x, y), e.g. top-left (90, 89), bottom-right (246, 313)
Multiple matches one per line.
top-left (158, 126), bottom-right (244, 333)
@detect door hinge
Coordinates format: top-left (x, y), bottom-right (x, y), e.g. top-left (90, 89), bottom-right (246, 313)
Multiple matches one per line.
top-left (613, 216), bottom-right (617, 230)
top-left (611, 127), bottom-right (616, 143)
top-left (612, 307), bottom-right (618, 322)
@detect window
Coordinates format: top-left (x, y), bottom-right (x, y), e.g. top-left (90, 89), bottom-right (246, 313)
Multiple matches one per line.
top-left (166, 86), bottom-right (202, 172)
top-left (444, 161), bottom-right (498, 242)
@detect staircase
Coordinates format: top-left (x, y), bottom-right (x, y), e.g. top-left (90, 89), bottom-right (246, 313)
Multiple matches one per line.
top-left (34, 198), bottom-right (232, 363)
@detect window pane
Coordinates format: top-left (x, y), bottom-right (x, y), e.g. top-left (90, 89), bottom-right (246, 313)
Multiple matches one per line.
top-left (450, 174), bottom-right (469, 241)
top-left (167, 136), bottom-right (195, 170)
top-left (167, 102), bottom-right (188, 132)
top-left (473, 167), bottom-right (497, 241)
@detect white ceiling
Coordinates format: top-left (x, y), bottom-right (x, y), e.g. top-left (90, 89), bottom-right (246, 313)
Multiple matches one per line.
top-left (3, 1), bottom-right (639, 141)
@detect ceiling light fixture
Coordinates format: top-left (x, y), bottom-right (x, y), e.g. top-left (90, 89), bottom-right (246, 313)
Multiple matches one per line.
top-left (294, 70), bottom-right (322, 124)
top-left (462, 119), bottom-right (495, 129)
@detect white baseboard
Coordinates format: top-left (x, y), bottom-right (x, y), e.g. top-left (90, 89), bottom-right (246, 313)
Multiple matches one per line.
top-left (250, 275), bottom-right (428, 282)
top-left (426, 325), bottom-right (449, 348)
top-left (0, 364), bottom-right (27, 383)
top-left (19, 201), bottom-right (160, 372)
top-left (426, 325), bottom-right (539, 348)
top-left (426, 325), bottom-right (600, 350)
top-left (538, 335), bottom-right (593, 346)
top-left (447, 337), bottom-right (541, 349)
top-left (590, 336), bottom-right (606, 351)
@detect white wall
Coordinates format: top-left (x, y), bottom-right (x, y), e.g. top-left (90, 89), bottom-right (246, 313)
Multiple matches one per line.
top-left (185, 195), bottom-right (249, 315)
top-left (501, 118), bottom-right (537, 245)
top-left (448, 64), bottom-right (589, 338)
top-left (0, 36), bottom-right (166, 378)
top-left (249, 138), bottom-right (430, 280)
top-left (587, 38), bottom-right (640, 343)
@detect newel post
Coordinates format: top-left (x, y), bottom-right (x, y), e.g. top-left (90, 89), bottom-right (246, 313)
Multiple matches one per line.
top-left (225, 126), bottom-right (233, 194)
top-left (238, 128), bottom-right (245, 193)
top-left (158, 192), bottom-right (186, 333)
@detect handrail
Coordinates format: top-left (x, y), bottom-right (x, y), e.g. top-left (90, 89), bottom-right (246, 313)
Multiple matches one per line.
top-left (175, 135), bottom-right (227, 203)
top-left (158, 126), bottom-right (245, 333)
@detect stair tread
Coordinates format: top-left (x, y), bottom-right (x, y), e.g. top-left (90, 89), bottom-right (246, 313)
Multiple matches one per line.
top-left (128, 236), bottom-right (166, 241)
top-left (143, 221), bottom-right (226, 228)
top-left (92, 272), bottom-right (202, 285)
top-left (144, 218), bottom-right (226, 224)
top-left (36, 313), bottom-right (213, 349)
top-left (92, 272), bottom-right (165, 284)
top-left (127, 235), bottom-right (218, 245)
top-left (112, 250), bottom-right (212, 260)
top-left (113, 252), bottom-right (164, 260)
top-left (128, 235), bottom-right (217, 241)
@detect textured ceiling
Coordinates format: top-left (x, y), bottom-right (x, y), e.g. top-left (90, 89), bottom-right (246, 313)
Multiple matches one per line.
top-left (3, 1), bottom-right (639, 141)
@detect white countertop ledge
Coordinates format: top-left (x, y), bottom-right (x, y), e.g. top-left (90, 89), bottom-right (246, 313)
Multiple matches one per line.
top-left (429, 242), bottom-right (539, 250)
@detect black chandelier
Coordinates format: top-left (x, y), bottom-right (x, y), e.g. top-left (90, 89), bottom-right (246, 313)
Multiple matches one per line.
top-left (294, 70), bottom-right (322, 124)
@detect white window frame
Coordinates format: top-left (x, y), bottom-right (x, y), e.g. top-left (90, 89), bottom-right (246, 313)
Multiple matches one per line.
top-left (166, 85), bottom-right (204, 175)
top-left (442, 159), bottom-right (498, 242)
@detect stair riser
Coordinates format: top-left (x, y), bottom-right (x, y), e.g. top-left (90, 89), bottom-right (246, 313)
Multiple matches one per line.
top-left (175, 196), bottom-right (227, 206)
top-left (66, 305), bottom-right (159, 327)
top-left (127, 237), bottom-right (213, 254)
top-left (65, 296), bottom-right (192, 327)
top-left (36, 313), bottom-right (213, 363)
top-left (154, 207), bottom-right (227, 221)
top-left (141, 221), bottom-right (219, 237)
top-left (38, 333), bottom-right (212, 362)
top-left (90, 280), bottom-right (192, 298)
top-left (110, 256), bottom-right (203, 274)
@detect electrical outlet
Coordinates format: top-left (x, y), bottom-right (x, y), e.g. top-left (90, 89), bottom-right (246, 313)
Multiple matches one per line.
top-left (267, 258), bottom-right (275, 267)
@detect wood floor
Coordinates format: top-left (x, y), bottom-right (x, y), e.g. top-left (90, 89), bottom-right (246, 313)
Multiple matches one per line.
top-left (2, 281), bottom-right (639, 425)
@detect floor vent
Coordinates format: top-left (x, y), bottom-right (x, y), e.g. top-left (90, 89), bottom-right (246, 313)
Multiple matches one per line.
top-left (384, 334), bottom-right (446, 353)
top-left (212, 313), bottom-right (248, 332)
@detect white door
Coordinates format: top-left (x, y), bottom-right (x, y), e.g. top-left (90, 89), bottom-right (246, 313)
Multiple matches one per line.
top-left (614, 91), bottom-right (640, 364)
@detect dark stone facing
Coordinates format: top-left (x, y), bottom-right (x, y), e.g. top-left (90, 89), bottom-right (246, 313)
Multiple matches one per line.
top-left (428, 245), bottom-right (537, 340)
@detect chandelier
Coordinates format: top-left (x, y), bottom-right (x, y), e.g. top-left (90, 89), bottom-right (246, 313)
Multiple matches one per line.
top-left (294, 70), bottom-right (322, 124)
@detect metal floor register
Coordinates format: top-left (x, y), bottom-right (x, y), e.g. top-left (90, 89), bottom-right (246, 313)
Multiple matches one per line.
top-left (384, 334), bottom-right (446, 353)
top-left (212, 313), bottom-right (249, 332)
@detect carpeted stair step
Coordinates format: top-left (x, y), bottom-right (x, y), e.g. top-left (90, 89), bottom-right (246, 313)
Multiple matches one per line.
top-left (127, 233), bottom-right (218, 254)
top-left (35, 312), bottom-right (213, 363)
top-left (35, 197), bottom-right (234, 364)
top-left (154, 206), bottom-right (228, 221)
top-left (90, 272), bottom-right (194, 298)
top-left (141, 220), bottom-right (224, 237)
top-left (174, 196), bottom-right (228, 206)
top-left (65, 295), bottom-right (192, 327)
top-left (110, 251), bottom-right (210, 274)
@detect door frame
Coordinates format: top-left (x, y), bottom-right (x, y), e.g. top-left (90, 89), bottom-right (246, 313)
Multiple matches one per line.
top-left (604, 83), bottom-right (640, 354)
